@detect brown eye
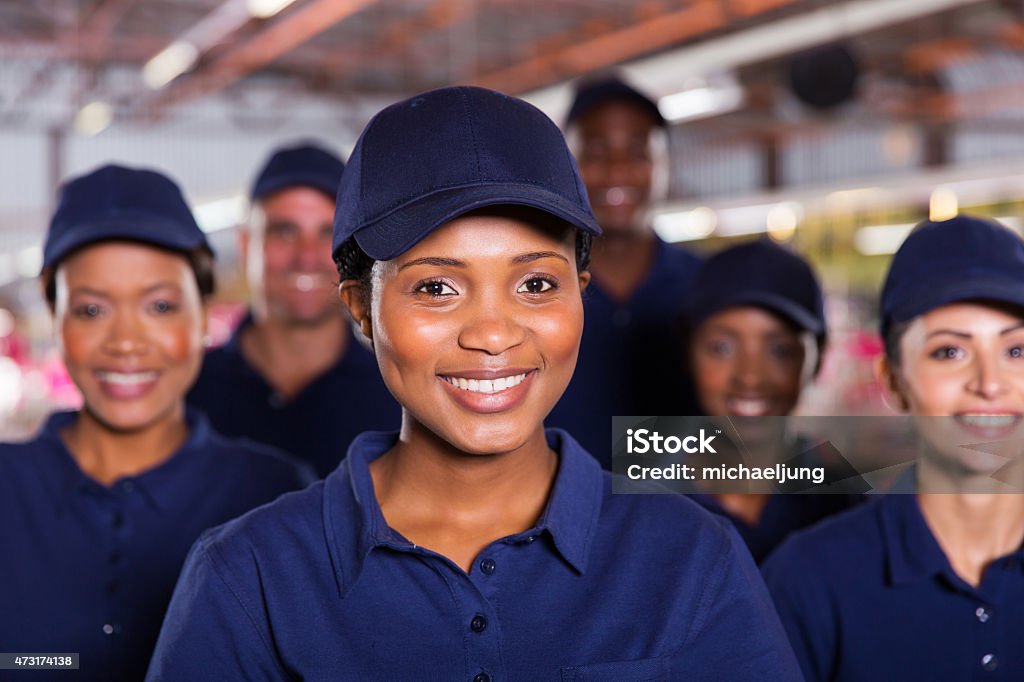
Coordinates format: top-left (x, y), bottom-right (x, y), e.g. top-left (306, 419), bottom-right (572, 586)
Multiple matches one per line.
top-left (517, 278), bottom-right (555, 294)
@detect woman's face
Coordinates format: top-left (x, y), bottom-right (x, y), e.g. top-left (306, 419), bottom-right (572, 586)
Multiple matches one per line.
top-left (885, 302), bottom-right (1024, 474)
top-left (352, 211), bottom-right (588, 455)
top-left (690, 306), bottom-right (810, 418)
top-left (54, 242), bottom-right (207, 433)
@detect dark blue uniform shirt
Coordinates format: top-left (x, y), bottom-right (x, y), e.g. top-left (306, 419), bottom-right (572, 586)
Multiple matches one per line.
top-left (148, 429), bottom-right (800, 681)
top-left (762, 493), bottom-right (1024, 681)
top-left (547, 238), bottom-right (701, 469)
top-left (0, 410), bottom-right (313, 682)
top-left (692, 493), bottom-right (862, 564)
top-left (187, 314), bottom-right (401, 477)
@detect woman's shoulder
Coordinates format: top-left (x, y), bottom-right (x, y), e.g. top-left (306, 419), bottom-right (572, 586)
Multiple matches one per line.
top-left (196, 479), bottom-right (328, 567)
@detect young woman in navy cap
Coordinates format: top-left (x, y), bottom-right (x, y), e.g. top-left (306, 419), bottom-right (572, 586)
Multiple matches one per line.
top-left (148, 87), bottom-right (800, 680)
top-left (763, 215), bottom-right (1024, 680)
top-left (0, 165), bottom-right (311, 681)
top-left (682, 240), bottom-right (860, 562)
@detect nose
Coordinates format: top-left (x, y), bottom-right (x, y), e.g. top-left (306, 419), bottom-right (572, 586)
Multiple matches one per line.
top-left (295, 230), bottom-right (329, 270)
top-left (102, 310), bottom-right (147, 356)
top-left (731, 346), bottom-right (766, 391)
top-left (458, 300), bottom-right (526, 356)
top-left (967, 353), bottom-right (1007, 400)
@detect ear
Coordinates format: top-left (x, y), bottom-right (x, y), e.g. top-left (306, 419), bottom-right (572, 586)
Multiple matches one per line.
top-left (339, 280), bottom-right (372, 343)
top-left (874, 355), bottom-right (909, 412)
top-left (237, 227), bottom-right (250, 269)
top-left (577, 269), bottom-right (591, 294)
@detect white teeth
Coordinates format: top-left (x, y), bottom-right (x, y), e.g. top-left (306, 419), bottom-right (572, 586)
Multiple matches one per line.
top-left (959, 414), bottom-right (1018, 427)
top-left (97, 371), bottom-right (158, 386)
top-left (443, 373), bottom-right (527, 394)
top-left (729, 398), bottom-right (770, 417)
top-left (295, 274), bottom-right (316, 292)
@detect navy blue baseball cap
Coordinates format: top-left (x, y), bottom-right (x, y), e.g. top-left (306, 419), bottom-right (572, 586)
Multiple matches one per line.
top-left (685, 240), bottom-right (826, 339)
top-left (565, 75), bottom-right (666, 129)
top-left (43, 164), bottom-right (210, 273)
top-left (880, 215), bottom-right (1024, 337)
top-left (333, 86), bottom-right (601, 261)
top-left (251, 142), bottom-right (345, 201)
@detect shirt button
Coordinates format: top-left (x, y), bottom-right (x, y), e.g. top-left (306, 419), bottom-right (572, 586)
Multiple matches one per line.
top-left (976, 606), bottom-right (991, 623)
top-left (120, 480), bottom-right (134, 493)
top-left (473, 674), bottom-right (490, 682)
top-left (524, 535), bottom-right (536, 544)
top-left (109, 550), bottom-right (121, 564)
top-left (982, 654), bottom-right (998, 671)
top-left (470, 615), bottom-right (487, 633)
top-left (111, 513), bottom-right (124, 529)
top-left (612, 308), bottom-right (632, 327)
top-left (479, 558), bottom-right (497, 575)
top-left (102, 624), bottom-right (114, 635)
top-left (105, 580), bottom-right (119, 595)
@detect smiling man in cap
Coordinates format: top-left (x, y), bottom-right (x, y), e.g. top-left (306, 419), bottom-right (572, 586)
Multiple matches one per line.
top-left (187, 142), bottom-right (399, 476)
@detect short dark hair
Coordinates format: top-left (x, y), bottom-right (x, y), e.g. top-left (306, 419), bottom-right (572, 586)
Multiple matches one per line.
top-left (43, 244), bottom-right (216, 309)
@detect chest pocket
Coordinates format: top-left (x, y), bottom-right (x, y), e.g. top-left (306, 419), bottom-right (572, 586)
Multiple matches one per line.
top-left (560, 657), bottom-right (669, 682)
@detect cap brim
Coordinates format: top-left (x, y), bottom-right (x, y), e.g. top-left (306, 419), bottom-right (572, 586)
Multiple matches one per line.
top-left (351, 183), bottom-right (602, 260)
top-left (252, 174), bottom-right (339, 201)
top-left (691, 291), bottom-right (824, 336)
top-left (42, 218), bottom-right (210, 272)
top-left (887, 274), bottom-right (1024, 327)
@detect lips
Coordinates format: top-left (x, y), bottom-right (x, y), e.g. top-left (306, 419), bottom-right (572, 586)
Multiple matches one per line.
top-left (437, 369), bottom-right (536, 414)
top-left (440, 372), bottom-right (528, 394)
top-left (95, 370), bottom-right (160, 399)
top-left (952, 412), bottom-right (1023, 440)
top-left (596, 186), bottom-right (643, 207)
top-left (726, 397), bottom-right (774, 417)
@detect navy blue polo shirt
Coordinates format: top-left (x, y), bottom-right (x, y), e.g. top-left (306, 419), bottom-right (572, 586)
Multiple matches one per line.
top-left (762, 493), bottom-right (1024, 681)
top-left (187, 314), bottom-right (401, 477)
top-left (692, 493), bottom-right (862, 564)
top-left (148, 429), bottom-right (801, 680)
top-left (546, 238), bottom-right (701, 469)
top-left (0, 410), bottom-right (313, 682)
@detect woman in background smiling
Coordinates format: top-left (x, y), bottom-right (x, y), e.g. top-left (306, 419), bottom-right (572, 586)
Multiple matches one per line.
top-left (0, 165), bottom-right (311, 681)
top-left (763, 215), bottom-right (1024, 681)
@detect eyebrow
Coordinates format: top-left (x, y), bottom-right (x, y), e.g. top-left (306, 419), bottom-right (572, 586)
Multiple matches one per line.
top-left (925, 323), bottom-right (1024, 340)
top-left (399, 252), bottom-right (570, 271)
top-left (511, 251), bottom-right (570, 266)
top-left (398, 257), bottom-right (466, 271)
top-left (70, 283), bottom-right (181, 298)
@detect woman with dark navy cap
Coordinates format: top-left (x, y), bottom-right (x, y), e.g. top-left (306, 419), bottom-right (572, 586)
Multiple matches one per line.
top-left (763, 215), bottom-right (1024, 680)
top-left (148, 87), bottom-right (800, 680)
top-left (682, 240), bottom-right (860, 563)
top-left (0, 165), bottom-right (312, 681)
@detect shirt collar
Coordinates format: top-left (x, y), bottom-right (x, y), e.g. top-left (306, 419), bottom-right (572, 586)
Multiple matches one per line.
top-left (881, 491), bottom-right (957, 586)
top-left (44, 408), bottom-right (213, 514)
top-left (323, 428), bottom-right (605, 597)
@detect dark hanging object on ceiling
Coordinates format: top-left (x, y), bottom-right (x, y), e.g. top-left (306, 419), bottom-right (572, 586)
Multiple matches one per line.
top-left (788, 42), bottom-right (861, 111)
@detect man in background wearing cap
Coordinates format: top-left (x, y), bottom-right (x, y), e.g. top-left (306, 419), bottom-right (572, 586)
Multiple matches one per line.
top-left (188, 143), bottom-right (399, 477)
top-left (547, 76), bottom-right (702, 467)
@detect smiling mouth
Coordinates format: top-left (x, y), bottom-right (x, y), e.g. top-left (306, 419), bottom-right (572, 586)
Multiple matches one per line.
top-left (440, 372), bottom-right (529, 395)
top-left (726, 397), bottom-right (773, 417)
top-left (954, 414), bottom-right (1021, 428)
top-left (96, 371), bottom-right (159, 386)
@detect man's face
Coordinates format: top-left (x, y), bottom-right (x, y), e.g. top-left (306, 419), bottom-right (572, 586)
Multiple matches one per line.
top-left (245, 186), bottom-right (338, 326)
top-left (575, 100), bottom-right (657, 234)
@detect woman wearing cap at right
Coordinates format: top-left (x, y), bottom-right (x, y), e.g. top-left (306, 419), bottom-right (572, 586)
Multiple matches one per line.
top-left (148, 86), bottom-right (800, 680)
top-left (682, 240), bottom-right (861, 563)
top-left (762, 215), bottom-right (1024, 680)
